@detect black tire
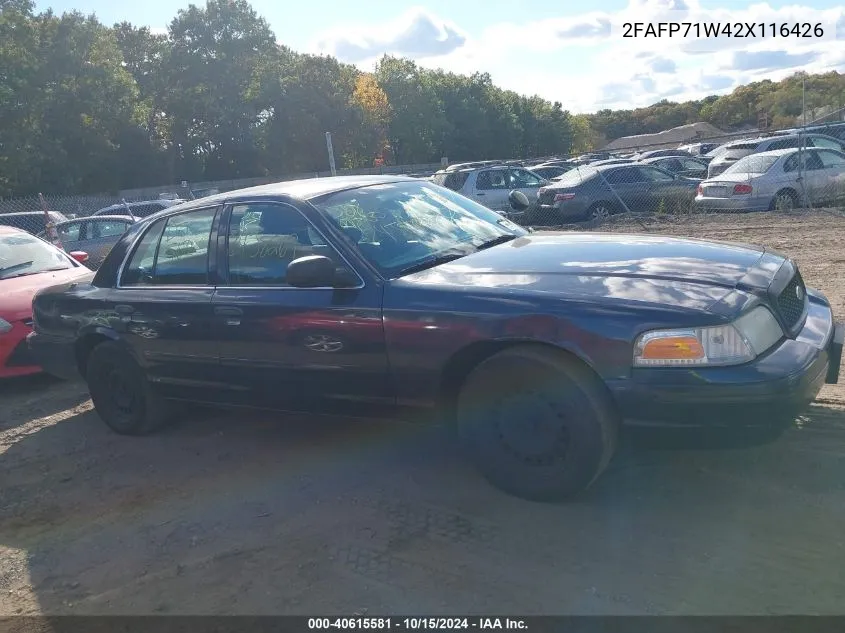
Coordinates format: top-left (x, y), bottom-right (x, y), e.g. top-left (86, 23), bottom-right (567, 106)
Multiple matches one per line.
top-left (456, 345), bottom-right (619, 502)
top-left (584, 201), bottom-right (617, 222)
top-left (770, 189), bottom-right (798, 211)
top-left (86, 341), bottom-right (172, 435)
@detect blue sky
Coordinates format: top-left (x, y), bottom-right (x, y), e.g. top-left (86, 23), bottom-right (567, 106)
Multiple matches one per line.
top-left (35, 0), bottom-right (845, 113)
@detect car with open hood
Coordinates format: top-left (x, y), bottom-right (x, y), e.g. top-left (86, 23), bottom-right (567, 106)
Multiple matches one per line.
top-left (26, 176), bottom-right (843, 501)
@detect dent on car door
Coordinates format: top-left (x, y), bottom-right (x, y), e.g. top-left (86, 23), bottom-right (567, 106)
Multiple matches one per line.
top-left (211, 201), bottom-right (391, 414)
top-left (107, 206), bottom-right (221, 399)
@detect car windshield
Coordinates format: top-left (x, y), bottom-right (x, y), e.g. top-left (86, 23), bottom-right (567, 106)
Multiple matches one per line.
top-left (311, 181), bottom-right (527, 278)
top-left (723, 154), bottom-right (780, 176)
top-left (0, 232), bottom-right (73, 279)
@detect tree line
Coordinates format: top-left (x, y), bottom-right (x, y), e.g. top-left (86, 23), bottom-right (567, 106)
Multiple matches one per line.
top-left (1, 0), bottom-right (843, 197)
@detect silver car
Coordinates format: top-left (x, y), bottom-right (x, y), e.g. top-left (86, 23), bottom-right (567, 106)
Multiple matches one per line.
top-left (38, 215), bottom-right (136, 269)
top-left (707, 133), bottom-right (845, 178)
top-left (695, 147), bottom-right (845, 212)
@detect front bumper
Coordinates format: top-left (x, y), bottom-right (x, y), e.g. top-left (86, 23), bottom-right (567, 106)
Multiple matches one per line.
top-left (607, 295), bottom-right (843, 428)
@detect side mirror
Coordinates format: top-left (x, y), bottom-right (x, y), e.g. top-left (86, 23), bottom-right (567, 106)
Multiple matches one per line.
top-left (508, 190), bottom-right (530, 212)
top-left (69, 251), bottom-right (89, 264)
top-left (286, 255), bottom-right (336, 288)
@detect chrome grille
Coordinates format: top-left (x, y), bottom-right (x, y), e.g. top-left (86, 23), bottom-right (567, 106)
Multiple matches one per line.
top-left (776, 270), bottom-right (806, 330)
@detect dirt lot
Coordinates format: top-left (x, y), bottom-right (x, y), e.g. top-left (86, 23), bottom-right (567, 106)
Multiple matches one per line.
top-left (1, 211), bottom-right (844, 616)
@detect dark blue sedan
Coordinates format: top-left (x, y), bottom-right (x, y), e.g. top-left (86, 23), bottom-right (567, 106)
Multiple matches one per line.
top-left (27, 176), bottom-right (843, 501)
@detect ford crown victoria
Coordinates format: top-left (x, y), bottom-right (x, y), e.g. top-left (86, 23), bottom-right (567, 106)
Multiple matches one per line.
top-left (27, 176), bottom-right (844, 501)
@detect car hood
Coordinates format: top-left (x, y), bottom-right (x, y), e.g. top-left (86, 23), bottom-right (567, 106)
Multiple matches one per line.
top-left (398, 233), bottom-right (783, 312)
top-left (0, 266), bottom-right (93, 321)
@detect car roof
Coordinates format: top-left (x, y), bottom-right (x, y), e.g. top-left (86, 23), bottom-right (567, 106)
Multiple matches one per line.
top-left (159, 175), bottom-right (419, 214)
top-left (98, 199), bottom-right (182, 210)
top-left (58, 214), bottom-right (136, 225)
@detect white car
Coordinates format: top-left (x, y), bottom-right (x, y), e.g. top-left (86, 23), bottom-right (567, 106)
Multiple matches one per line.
top-left (695, 147), bottom-right (845, 212)
top-left (431, 163), bottom-right (549, 218)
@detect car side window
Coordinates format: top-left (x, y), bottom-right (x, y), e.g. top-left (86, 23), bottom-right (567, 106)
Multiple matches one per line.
top-left (508, 168), bottom-right (543, 187)
top-left (120, 218), bottom-right (167, 286)
top-left (768, 138), bottom-right (800, 151)
top-left (657, 158), bottom-right (682, 172)
top-left (783, 152), bottom-right (812, 173)
top-left (120, 208), bottom-right (216, 286)
top-left (92, 219), bottom-right (131, 239)
top-left (809, 136), bottom-right (842, 150)
top-left (680, 158), bottom-right (703, 170)
top-left (803, 151), bottom-right (825, 171)
top-left (476, 170), bottom-right (508, 190)
top-left (636, 166), bottom-right (675, 182)
top-left (225, 203), bottom-right (345, 287)
top-left (603, 167), bottom-right (641, 184)
top-left (817, 150), bottom-right (845, 168)
top-left (57, 222), bottom-right (82, 242)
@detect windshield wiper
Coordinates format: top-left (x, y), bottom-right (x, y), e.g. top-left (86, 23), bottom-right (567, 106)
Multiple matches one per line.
top-left (1, 266), bottom-right (71, 280)
top-left (396, 251), bottom-right (470, 277)
top-left (475, 234), bottom-right (518, 251)
top-left (0, 261), bottom-right (34, 275)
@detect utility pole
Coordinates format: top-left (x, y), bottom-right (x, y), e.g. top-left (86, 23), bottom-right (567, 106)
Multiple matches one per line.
top-left (802, 77), bottom-right (806, 128)
top-left (325, 132), bottom-right (337, 176)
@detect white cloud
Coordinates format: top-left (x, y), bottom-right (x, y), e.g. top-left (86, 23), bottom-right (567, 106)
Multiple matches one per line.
top-left (313, 0), bottom-right (845, 113)
top-left (313, 7), bottom-right (467, 63)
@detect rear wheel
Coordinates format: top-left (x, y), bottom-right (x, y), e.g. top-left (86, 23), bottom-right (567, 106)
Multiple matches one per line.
top-left (585, 202), bottom-right (616, 222)
top-left (86, 341), bottom-right (172, 435)
top-left (771, 189), bottom-right (798, 211)
top-left (456, 346), bottom-right (619, 502)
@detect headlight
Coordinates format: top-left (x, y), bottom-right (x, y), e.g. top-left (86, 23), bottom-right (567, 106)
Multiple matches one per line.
top-left (0, 318), bottom-right (12, 334)
top-left (633, 306), bottom-right (783, 367)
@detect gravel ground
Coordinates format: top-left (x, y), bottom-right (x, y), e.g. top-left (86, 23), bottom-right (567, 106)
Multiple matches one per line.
top-left (1, 210), bottom-right (844, 616)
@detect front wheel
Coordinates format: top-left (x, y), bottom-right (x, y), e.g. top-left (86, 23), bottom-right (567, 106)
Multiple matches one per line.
top-left (86, 341), bottom-right (172, 435)
top-left (456, 346), bottom-right (619, 502)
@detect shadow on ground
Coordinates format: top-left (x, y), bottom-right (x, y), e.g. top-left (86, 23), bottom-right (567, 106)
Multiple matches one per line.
top-left (2, 402), bottom-right (845, 615)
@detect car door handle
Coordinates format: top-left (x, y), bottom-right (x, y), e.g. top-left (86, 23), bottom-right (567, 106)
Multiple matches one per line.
top-left (476, 192), bottom-right (485, 196)
top-left (115, 304), bottom-right (134, 315)
top-left (214, 306), bottom-right (243, 316)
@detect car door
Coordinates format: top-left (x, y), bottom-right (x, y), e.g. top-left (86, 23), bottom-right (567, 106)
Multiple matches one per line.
top-left (636, 165), bottom-right (694, 212)
top-left (211, 201), bottom-right (391, 415)
top-left (106, 205), bottom-right (222, 401)
top-left (471, 169), bottom-right (511, 212)
top-left (814, 149), bottom-right (845, 205)
top-left (601, 166), bottom-right (654, 212)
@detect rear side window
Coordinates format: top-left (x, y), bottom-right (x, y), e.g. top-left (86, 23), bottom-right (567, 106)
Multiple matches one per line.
top-left (767, 138), bottom-right (801, 151)
top-left (604, 167), bottom-right (644, 184)
top-left (120, 208), bottom-right (216, 286)
top-left (432, 172), bottom-right (469, 191)
top-left (808, 136), bottom-right (843, 150)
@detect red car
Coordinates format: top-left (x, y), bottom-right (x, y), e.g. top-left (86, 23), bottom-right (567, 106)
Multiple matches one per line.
top-left (0, 226), bottom-right (93, 378)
